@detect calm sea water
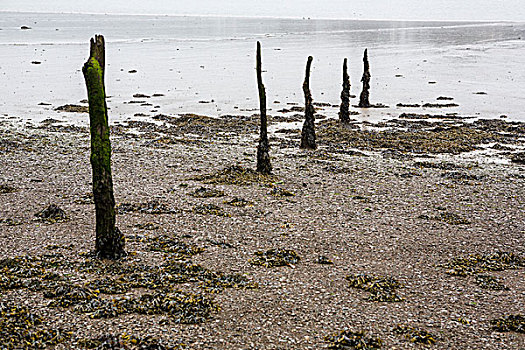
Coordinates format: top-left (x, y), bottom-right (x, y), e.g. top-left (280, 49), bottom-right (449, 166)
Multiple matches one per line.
top-left (1, 12), bottom-right (524, 123)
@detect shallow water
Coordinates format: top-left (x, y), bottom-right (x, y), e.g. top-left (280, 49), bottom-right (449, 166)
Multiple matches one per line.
top-left (1, 12), bottom-right (524, 125)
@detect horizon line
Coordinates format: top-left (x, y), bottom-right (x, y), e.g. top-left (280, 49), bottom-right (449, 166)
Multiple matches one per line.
top-left (1, 10), bottom-right (519, 24)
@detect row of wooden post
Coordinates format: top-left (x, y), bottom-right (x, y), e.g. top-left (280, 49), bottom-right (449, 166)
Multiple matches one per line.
top-left (82, 36), bottom-right (372, 259)
top-left (256, 42), bottom-right (371, 173)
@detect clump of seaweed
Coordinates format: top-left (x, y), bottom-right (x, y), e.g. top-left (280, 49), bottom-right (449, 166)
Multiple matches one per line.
top-left (441, 251), bottom-right (524, 276)
top-left (134, 222), bottom-right (159, 230)
top-left (393, 324), bottom-right (436, 345)
top-left (436, 212), bottom-right (471, 225)
top-left (74, 192), bottom-right (94, 204)
top-left (249, 249), bottom-right (300, 267)
top-left (74, 291), bottom-right (217, 324)
top-left (77, 333), bottom-right (185, 349)
top-left (189, 187), bottom-right (225, 198)
top-left (268, 187), bottom-right (295, 197)
top-left (0, 254), bottom-right (70, 292)
top-left (192, 204), bottom-right (230, 217)
top-left (0, 184), bottom-right (17, 193)
top-left (0, 302), bottom-right (72, 349)
top-left (316, 255), bottom-right (334, 265)
top-left (117, 201), bottom-right (179, 215)
top-left (35, 204), bottom-right (68, 223)
top-left (324, 329), bottom-right (382, 349)
top-left (0, 218), bottom-right (23, 226)
top-left (346, 273), bottom-right (403, 302)
top-left (44, 284), bottom-right (99, 307)
top-left (85, 278), bottom-right (130, 294)
top-left (317, 119), bottom-right (509, 154)
top-left (192, 165), bottom-right (277, 186)
top-left (475, 274), bottom-right (509, 290)
top-left (414, 161), bottom-right (462, 170)
top-left (490, 315), bottom-right (525, 333)
top-left (223, 197), bottom-right (254, 207)
top-left (147, 235), bottom-right (205, 259)
top-left (199, 272), bottom-right (259, 293)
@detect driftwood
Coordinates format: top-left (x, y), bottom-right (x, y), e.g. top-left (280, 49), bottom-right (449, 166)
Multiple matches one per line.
top-left (82, 35), bottom-right (125, 259)
top-left (300, 56), bottom-right (317, 150)
top-left (255, 41), bottom-right (272, 175)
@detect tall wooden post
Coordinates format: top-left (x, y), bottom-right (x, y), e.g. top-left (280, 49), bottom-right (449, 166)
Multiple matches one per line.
top-left (339, 58), bottom-right (351, 123)
top-left (358, 49), bottom-right (371, 108)
top-left (300, 56), bottom-right (317, 150)
top-left (82, 35), bottom-right (125, 259)
top-left (256, 41), bottom-right (272, 175)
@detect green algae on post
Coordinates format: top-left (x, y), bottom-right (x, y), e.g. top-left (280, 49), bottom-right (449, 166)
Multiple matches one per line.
top-left (82, 35), bottom-right (125, 259)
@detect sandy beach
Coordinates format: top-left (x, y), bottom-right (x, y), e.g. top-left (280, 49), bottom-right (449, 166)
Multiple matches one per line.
top-left (1, 11), bottom-right (525, 350)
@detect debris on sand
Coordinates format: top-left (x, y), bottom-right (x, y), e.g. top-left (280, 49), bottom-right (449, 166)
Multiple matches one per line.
top-left (324, 329), bottom-right (382, 349)
top-left (249, 249), bottom-right (300, 267)
top-left (192, 204), bottom-right (230, 217)
top-left (35, 204), bottom-right (68, 223)
top-left (192, 165), bottom-right (277, 186)
top-left (116, 201), bottom-right (179, 215)
top-left (346, 273), bottom-right (403, 302)
top-left (189, 187), bottom-right (225, 198)
top-left (440, 251), bottom-right (524, 276)
top-left (393, 324), bottom-right (437, 345)
top-left (490, 315), bottom-right (525, 333)
top-left (55, 104), bottom-right (89, 113)
top-left (510, 152), bottom-right (525, 164)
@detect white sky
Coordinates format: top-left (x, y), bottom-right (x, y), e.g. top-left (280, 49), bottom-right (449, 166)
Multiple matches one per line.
top-left (2, 0), bottom-right (525, 21)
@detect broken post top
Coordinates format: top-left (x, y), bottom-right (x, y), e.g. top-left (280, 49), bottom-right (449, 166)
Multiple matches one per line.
top-left (362, 49), bottom-right (369, 75)
top-left (89, 35), bottom-right (105, 78)
top-left (304, 56), bottom-right (313, 89)
top-left (256, 41), bottom-right (263, 83)
top-left (343, 58), bottom-right (349, 81)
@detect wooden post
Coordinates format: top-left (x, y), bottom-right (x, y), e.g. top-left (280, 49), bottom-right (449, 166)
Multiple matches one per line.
top-left (256, 41), bottom-right (272, 175)
top-left (82, 35), bottom-right (125, 259)
top-left (358, 49), bottom-right (371, 108)
top-left (339, 58), bottom-right (351, 123)
top-left (300, 56), bottom-right (317, 150)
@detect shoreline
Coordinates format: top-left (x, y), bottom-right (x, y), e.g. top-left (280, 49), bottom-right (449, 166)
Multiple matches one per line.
top-left (0, 110), bottom-right (524, 349)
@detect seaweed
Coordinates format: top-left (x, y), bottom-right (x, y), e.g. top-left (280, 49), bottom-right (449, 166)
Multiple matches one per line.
top-left (393, 324), bottom-right (436, 345)
top-left (475, 274), bottom-right (509, 290)
top-left (117, 201), bottom-right (179, 215)
top-left (192, 165), bottom-right (277, 186)
top-left (441, 251), bottom-right (524, 276)
top-left (223, 197), bottom-right (254, 207)
top-left (147, 235), bottom-right (205, 258)
top-left (35, 204), bottom-right (68, 223)
top-left (77, 333), bottom-right (185, 349)
top-left (0, 184), bottom-right (17, 193)
top-left (74, 291), bottom-right (217, 324)
top-left (268, 187), bottom-right (295, 197)
top-left (490, 315), bottom-right (525, 333)
top-left (249, 249), bottom-right (300, 267)
top-left (189, 187), bottom-right (225, 198)
top-left (0, 302), bottom-right (72, 349)
top-left (346, 273), bottom-right (403, 302)
top-left (192, 204), bottom-right (230, 217)
top-left (324, 329), bottom-right (382, 349)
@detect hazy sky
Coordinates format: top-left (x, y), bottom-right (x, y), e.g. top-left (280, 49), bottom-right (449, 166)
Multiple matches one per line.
top-left (2, 0), bottom-right (525, 21)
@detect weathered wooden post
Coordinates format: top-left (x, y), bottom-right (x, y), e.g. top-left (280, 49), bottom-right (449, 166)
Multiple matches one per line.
top-left (339, 58), bottom-right (351, 123)
top-left (300, 56), bottom-right (317, 150)
top-left (256, 41), bottom-right (272, 175)
top-left (358, 49), bottom-right (371, 108)
top-left (82, 35), bottom-right (125, 259)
